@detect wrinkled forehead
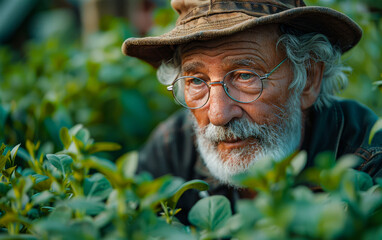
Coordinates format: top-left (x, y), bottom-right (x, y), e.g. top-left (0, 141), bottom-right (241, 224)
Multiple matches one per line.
top-left (179, 24), bottom-right (282, 62)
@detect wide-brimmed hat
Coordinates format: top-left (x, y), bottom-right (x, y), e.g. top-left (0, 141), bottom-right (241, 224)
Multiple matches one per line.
top-left (122, 0), bottom-right (362, 68)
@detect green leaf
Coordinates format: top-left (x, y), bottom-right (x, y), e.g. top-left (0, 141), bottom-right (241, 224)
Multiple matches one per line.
top-left (32, 191), bottom-right (54, 205)
top-left (315, 151), bottom-right (336, 170)
top-left (140, 176), bottom-right (184, 209)
top-left (59, 127), bottom-right (72, 149)
top-left (32, 174), bottom-right (52, 191)
top-left (2, 165), bottom-right (17, 178)
top-left (87, 142), bottom-right (121, 154)
top-left (75, 128), bottom-right (91, 145)
top-left (0, 182), bottom-right (11, 196)
top-left (63, 198), bottom-right (105, 215)
top-left (83, 173), bottom-right (112, 201)
top-left (117, 151), bottom-right (138, 179)
top-left (0, 155), bottom-right (6, 170)
top-left (369, 118), bottom-right (382, 144)
top-left (46, 154), bottom-right (73, 176)
top-left (291, 151), bottom-right (307, 175)
top-left (68, 124), bottom-right (84, 137)
top-left (167, 179), bottom-right (209, 209)
top-left (0, 212), bottom-right (31, 228)
top-left (26, 140), bottom-right (39, 160)
top-left (82, 157), bottom-right (127, 188)
top-left (48, 205), bottom-right (72, 222)
top-left (188, 195), bottom-right (232, 231)
top-left (94, 210), bottom-right (115, 228)
top-left (10, 144), bottom-right (21, 162)
top-left (0, 145), bottom-right (11, 170)
top-left (320, 154), bottom-right (360, 192)
top-left (346, 169), bottom-right (373, 191)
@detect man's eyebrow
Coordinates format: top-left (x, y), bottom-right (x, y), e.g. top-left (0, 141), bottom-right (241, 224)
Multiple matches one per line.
top-left (222, 58), bottom-right (265, 69)
top-left (227, 58), bottom-right (257, 67)
top-left (181, 62), bottom-right (205, 74)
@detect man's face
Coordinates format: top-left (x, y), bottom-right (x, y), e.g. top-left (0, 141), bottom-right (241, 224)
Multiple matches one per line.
top-left (180, 25), bottom-right (304, 184)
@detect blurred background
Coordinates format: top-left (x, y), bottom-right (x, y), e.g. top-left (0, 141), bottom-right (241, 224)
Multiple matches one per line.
top-left (0, 0), bottom-right (381, 160)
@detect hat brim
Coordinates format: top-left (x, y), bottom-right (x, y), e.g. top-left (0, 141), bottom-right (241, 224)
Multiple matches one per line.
top-left (122, 6), bottom-right (362, 68)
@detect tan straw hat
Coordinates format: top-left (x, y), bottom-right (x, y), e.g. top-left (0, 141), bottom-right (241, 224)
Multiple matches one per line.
top-left (122, 0), bottom-right (362, 68)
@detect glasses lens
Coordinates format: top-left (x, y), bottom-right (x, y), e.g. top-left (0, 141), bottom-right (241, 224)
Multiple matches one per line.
top-left (172, 77), bottom-right (209, 109)
top-left (223, 69), bottom-right (263, 103)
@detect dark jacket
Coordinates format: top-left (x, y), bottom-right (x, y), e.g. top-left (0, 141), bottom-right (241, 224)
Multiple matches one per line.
top-left (138, 99), bottom-right (382, 224)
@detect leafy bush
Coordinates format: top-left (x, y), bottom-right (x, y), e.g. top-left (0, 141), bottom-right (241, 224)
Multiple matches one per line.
top-left (0, 8), bottom-right (179, 157)
top-left (0, 0), bottom-right (381, 158)
top-left (0, 1), bottom-right (381, 238)
top-left (1, 126), bottom-right (382, 239)
top-left (0, 125), bottom-right (208, 239)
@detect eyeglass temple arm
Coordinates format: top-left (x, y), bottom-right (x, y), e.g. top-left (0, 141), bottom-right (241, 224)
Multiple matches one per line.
top-left (262, 58), bottom-right (288, 79)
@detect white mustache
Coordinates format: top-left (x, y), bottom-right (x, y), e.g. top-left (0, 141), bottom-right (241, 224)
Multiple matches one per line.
top-left (198, 118), bottom-right (273, 143)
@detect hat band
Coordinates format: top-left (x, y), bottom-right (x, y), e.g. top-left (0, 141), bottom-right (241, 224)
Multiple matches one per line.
top-left (177, 1), bottom-right (306, 25)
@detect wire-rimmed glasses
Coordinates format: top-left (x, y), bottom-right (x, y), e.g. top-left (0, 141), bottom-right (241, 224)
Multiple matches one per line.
top-left (167, 58), bottom-right (288, 109)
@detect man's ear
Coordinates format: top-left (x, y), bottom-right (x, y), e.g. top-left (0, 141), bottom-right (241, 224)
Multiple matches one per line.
top-left (300, 61), bottom-right (324, 110)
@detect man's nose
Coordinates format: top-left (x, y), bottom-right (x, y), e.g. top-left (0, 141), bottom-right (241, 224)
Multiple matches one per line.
top-left (207, 83), bottom-right (243, 126)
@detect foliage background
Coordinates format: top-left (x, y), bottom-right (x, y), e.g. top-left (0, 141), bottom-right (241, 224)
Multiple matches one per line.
top-left (0, 0), bottom-right (381, 160)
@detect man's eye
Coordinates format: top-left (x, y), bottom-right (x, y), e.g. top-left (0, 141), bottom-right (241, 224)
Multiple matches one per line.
top-left (239, 73), bottom-right (255, 80)
top-left (191, 78), bottom-right (204, 85)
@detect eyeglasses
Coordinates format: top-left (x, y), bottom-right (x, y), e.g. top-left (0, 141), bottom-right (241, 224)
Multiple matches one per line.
top-left (167, 58), bottom-right (288, 109)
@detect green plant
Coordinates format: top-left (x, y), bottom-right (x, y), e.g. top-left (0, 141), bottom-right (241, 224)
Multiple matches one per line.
top-left (1, 125), bottom-right (382, 239)
top-left (0, 10), bottom-right (180, 157)
top-left (0, 125), bottom-right (208, 239)
top-left (186, 152), bottom-right (382, 240)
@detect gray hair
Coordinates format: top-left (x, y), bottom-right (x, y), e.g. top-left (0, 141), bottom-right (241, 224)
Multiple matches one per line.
top-left (157, 27), bottom-right (350, 109)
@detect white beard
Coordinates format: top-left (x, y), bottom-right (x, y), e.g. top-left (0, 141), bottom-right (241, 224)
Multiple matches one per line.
top-left (192, 93), bottom-right (302, 186)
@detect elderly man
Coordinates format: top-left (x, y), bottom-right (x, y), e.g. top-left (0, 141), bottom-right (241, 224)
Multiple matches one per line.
top-left (122, 0), bottom-right (382, 223)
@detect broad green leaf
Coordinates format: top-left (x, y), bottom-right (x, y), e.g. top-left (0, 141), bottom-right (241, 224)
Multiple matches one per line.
top-left (63, 198), bottom-right (105, 215)
top-left (46, 154), bottom-right (73, 176)
top-left (32, 174), bottom-right (52, 191)
top-left (83, 173), bottom-right (112, 201)
top-left (117, 151), bottom-right (138, 178)
top-left (140, 176), bottom-right (185, 209)
top-left (314, 151), bottom-right (336, 170)
top-left (75, 128), bottom-right (91, 145)
top-left (59, 127), bottom-right (72, 149)
top-left (369, 118), bottom-right (382, 144)
top-left (188, 195), bottom-right (232, 231)
top-left (320, 155), bottom-right (360, 192)
top-left (167, 179), bottom-right (209, 209)
top-left (32, 174), bottom-right (49, 184)
top-left (68, 124), bottom-right (83, 137)
top-left (137, 175), bottom-right (172, 198)
top-left (346, 169), bottom-right (373, 191)
top-left (32, 191), bottom-right (54, 205)
top-left (291, 151), bottom-right (307, 175)
top-left (87, 142), bottom-right (121, 154)
top-left (317, 201), bottom-right (346, 238)
top-left (83, 157), bottom-right (117, 174)
top-left (94, 210), bottom-right (115, 228)
top-left (360, 189), bottom-right (382, 216)
top-left (48, 205), bottom-right (72, 222)
top-left (82, 157), bottom-right (128, 188)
